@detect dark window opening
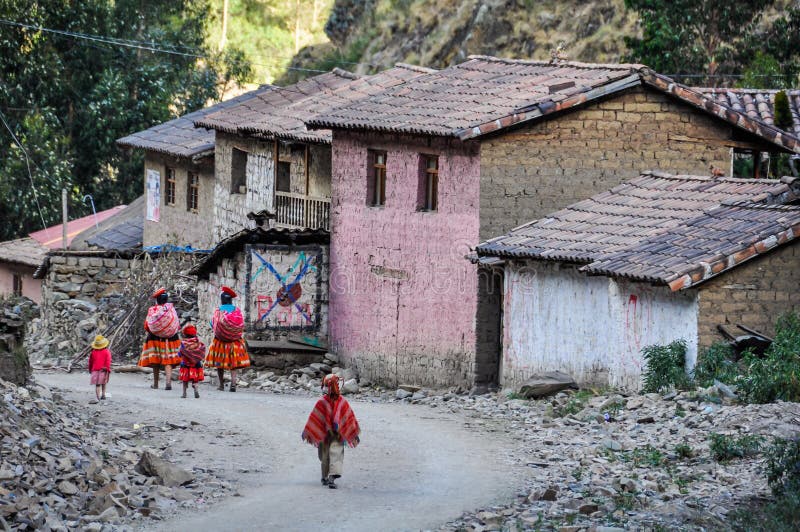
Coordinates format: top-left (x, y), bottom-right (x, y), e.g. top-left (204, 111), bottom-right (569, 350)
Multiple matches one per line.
top-left (12, 273), bottom-right (22, 296)
top-left (276, 161), bottom-right (291, 193)
top-left (417, 154), bottom-right (439, 211)
top-left (231, 147), bottom-right (248, 193)
top-left (164, 167), bottom-right (176, 206)
top-left (187, 172), bottom-right (199, 212)
top-left (367, 150), bottom-right (386, 206)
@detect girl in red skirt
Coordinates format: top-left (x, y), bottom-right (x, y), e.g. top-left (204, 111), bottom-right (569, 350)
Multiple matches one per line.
top-left (89, 335), bottom-right (112, 401)
top-left (178, 324), bottom-right (205, 399)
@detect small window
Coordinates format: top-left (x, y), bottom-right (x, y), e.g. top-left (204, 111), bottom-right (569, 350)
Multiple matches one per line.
top-left (367, 150), bottom-right (387, 206)
top-left (276, 161), bottom-right (291, 193)
top-left (12, 273), bottom-right (22, 296)
top-left (231, 147), bottom-right (248, 193)
top-left (187, 172), bottom-right (199, 212)
top-left (418, 155), bottom-right (438, 211)
top-left (164, 167), bottom-right (176, 206)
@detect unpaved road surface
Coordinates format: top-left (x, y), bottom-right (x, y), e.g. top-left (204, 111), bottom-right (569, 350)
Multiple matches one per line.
top-left (38, 372), bottom-right (527, 531)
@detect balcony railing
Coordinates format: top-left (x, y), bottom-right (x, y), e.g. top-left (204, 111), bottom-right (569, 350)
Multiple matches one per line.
top-left (275, 191), bottom-right (331, 231)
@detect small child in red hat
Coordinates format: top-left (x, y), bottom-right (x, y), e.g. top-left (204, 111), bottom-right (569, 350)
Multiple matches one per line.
top-left (178, 324), bottom-right (206, 399)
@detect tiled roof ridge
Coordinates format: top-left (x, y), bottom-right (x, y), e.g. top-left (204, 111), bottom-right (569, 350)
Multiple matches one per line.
top-left (640, 70), bottom-right (800, 153)
top-left (465, 54), bottom-right (646, 71)
top-left (696, 87), bottom-right (800, 95)
top-left (394, 63), bottom-right (437, 73)
top-left (331, 67), bottom-right (359, 80)
top-left (637, 169), bottom-right (791, 185)
top-left (716, 199), bottom-right (800, 211)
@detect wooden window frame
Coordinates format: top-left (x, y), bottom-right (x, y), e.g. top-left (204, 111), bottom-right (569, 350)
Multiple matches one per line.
top-left (367, 150), bottom-right (387, 207)
top-left (164, 167), bottom-right (176, 206)
top-left (418, 154), bottom-right (439, 211)
top-left (231, 147), bottom-right (248, 194)
top-left (187, 172), bottom-right (199, 212)
top-left (12, 273), bottom-right (22, 297)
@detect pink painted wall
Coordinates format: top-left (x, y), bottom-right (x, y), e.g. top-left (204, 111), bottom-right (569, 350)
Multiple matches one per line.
top-left (0, 263), bottom-right (42, 303)
top-left (329, 131), bottom-right (481, 388)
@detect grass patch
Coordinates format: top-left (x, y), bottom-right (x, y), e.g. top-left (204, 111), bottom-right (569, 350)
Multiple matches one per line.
top-left (709, 433), bottom-right (763, 462)
top-left (674, 441), bottom-right (694, 459)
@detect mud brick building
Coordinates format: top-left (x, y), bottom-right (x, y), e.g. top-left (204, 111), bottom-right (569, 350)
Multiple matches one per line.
top-left (307, 56), bottom-right (800, 389)
top-left (118, 90), bottom-right (271, 249)
top-left (476, 172), bottom-right (800, 392)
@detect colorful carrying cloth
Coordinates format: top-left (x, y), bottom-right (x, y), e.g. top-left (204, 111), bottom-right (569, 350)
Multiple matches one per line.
top-left (211, 307), bottom-right (245, 341)
top-left (145, 303), bottom-right (180, 338)
top-left (138, 333), bottom-right (181, 367)
top-left (302, 395), bottom-right (361, 448)
top-left (179, 336), bottom-right (206, 367)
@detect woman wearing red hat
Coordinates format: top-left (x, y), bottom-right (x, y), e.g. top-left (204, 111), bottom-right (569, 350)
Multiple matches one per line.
top-left (206, 286), bottom-right (250, 391)
top-left (178, 324), bottom-right (205, 399)
top-left (138, 288), bottom-right (181, 390)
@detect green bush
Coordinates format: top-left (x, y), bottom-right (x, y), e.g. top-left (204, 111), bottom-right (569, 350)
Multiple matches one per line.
top-left (766, 437), bottom-right (800, 495)
top-left (641, 339), bottom-right (692, 393)
top-left (709, 433), bottom-right (763, 462)
top-left (738, 314), bottom-right (800, 404)
top-left (693, 342), bottom-right (740, 387)
top-left (775, 90), bottom-right (794, 130)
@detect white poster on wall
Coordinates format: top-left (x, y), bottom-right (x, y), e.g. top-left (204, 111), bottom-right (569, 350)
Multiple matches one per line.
top-left (146, 169), bottom-right (161, 222)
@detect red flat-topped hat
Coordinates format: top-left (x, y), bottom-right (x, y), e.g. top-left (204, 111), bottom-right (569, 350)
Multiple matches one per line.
top-left (152, 287), bottom-right (166, 298)
top-left (221, 286), bottom-right (237, 298)
top-left (182, 324), bottom-right (197, 336)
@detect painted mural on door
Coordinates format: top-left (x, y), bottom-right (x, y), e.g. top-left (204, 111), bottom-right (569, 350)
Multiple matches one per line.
top-left (245, 244), bottom-right (322, 331)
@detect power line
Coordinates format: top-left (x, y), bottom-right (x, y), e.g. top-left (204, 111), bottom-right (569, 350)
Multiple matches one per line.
top-left (0, 109), bottom-right (50, 233)
top-left (0, 18), bottom-right (374, 74)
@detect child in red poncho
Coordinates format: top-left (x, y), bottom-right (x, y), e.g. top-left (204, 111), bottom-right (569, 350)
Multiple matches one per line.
top-left (178, 324), bottom-right (206, 399)
top-left (302, 374), bottom-right (361, 489)
top-left (88, 335), bottom-right (112, 401)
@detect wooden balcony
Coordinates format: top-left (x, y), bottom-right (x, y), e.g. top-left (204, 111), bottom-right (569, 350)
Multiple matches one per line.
top-left (275, 191), bottom-right (331, 231)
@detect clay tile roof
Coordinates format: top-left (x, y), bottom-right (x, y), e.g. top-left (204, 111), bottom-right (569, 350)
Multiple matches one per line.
top-left (236, 64), bottom-right (437, 143)
top-left (116, 88), bottom-right (274, 158)
top-left (694, 88), bottom-right (800, 139)
top-left (476, 172), bottom-right (800, 289)
top-left (193, 69), bottom-right (362, 141)
top-left (305, 56), bottom-right (800, 153)
top-left (307, 56), bottom-right (643, 138)
top-left (0, 237), bottom-right (48, 267)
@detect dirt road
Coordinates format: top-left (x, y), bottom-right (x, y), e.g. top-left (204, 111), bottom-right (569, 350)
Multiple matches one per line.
top-left (38, 372), bottom-right (527, 531)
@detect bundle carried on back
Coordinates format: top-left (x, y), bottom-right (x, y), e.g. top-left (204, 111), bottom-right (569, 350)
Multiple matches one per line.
top-left (179, 336), bottom-right (206, 366)
top-left (212, 308), bottom-right (245, 341)
top-left (146, 302), bottom-right (180, 338)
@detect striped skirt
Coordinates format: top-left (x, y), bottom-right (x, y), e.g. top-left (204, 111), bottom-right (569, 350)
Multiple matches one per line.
top-left (205, 338), bottom-right (250, 370)
top-left (179, 366), bottom-right (205, 383)
top-left (138, 333), bottom-right (181, 367)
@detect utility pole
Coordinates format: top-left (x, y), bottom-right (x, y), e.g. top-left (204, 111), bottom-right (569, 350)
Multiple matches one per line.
top-left (62, 188), bottom-right (67, 249)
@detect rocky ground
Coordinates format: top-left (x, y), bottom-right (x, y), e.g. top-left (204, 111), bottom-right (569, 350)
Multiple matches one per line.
top-left (8, 353), bottom-right (799, 531)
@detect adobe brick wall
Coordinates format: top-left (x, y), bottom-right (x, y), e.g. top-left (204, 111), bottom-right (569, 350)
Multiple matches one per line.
top-left (696, 239), bottom-right (800, 352)
top-left (329, 131), bottom-right (481, 388)
top-left (479, 86), bottom-right (772, 240)
top-left (142, 153), bottom-right (215, 249)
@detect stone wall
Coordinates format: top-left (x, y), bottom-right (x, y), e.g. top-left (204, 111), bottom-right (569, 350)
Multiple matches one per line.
top-left (696, 240), bottom-right (800, 351)
top-left (479, 86), bottom-right (776, 240)
top-left (143, 153), bottom-right (215, 249)
top-left (329, 131), bottom-right (481, 388)
top-left (0, 299), bottom-right (35, 384)
top-left (43, 254), bottom-right (134, 305)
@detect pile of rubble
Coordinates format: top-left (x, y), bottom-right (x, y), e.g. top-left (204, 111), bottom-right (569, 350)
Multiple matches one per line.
top-left (0, 377), bottom-right (229, 530)
top-left (228, 352), bottom-right (362, 395)
top-left (418, 387), bottom-right (800, 531)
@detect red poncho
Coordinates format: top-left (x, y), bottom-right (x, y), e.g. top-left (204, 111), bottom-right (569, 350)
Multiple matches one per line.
top-left (212, 307), bottom-right (245, 341)
top-left (302, 394), bottom-right (361, 448)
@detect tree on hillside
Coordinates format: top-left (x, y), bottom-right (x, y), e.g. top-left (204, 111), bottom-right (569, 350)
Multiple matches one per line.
top-left (0, 0), bottom-right (251, 241)
top-left (624, 0), bottom-right (799, 86)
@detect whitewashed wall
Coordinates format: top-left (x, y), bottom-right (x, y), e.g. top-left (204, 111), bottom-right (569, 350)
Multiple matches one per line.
top-left (502, 261), bottom-right (698, 393)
